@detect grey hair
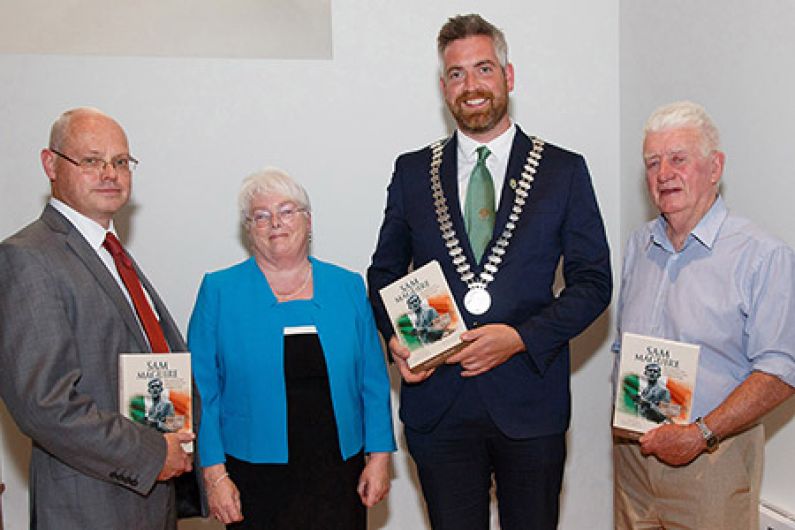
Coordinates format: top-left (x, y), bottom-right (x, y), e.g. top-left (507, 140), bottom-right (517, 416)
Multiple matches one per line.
top-left (644, 101), bottom-right (721, 155)
top-left (49, 107), bottom-right (113, 150)
top-left (238, 167), bottom-right (311, 223)
top-left (437, 14), bottom-right (509, 71)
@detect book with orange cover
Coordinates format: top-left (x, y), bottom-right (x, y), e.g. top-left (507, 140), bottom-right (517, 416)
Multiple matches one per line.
top-left (379, 260), bottom-right (467, 373)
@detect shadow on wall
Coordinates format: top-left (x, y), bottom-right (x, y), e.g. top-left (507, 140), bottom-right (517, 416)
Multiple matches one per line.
top-left (570, 310), bottom-right (611, 375)
top-left (764, 398), bottom-right (795, 442)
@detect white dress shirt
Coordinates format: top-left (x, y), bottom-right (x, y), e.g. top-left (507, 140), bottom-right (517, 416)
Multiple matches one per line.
top-left (49, 198), bottom-right (160, 338)
top-left (456, 122), bottom-right (517, 214)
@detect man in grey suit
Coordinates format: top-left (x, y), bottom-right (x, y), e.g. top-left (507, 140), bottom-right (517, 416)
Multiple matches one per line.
top-left (0, 107), bottom-right (195, 529)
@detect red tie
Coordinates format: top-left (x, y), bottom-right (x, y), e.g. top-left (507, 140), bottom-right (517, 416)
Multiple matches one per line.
top-left (103, 232), bottom-right (170, 353)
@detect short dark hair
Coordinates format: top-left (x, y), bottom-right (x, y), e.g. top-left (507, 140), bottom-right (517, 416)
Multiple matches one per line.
top-left (437, 14), bottom-right (508, 67)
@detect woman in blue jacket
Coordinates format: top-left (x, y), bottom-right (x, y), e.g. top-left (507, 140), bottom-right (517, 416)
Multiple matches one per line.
top-left (188, 168), bottom-right (395, 528)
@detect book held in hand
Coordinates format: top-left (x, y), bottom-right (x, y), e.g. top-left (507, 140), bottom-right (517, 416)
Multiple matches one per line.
top-left (613, 332), bottom-right (700, 436)
top-left (379, 260), bottom-right (467, 373)
top-left (119, 352), bottom-right (193, 451)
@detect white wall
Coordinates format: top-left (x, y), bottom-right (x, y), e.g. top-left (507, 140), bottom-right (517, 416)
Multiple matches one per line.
top-left (620, 0), bottom-right (795, 516)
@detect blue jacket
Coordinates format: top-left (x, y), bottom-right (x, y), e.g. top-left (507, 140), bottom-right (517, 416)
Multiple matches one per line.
top-left (189, 256), bottom-right (395, 466)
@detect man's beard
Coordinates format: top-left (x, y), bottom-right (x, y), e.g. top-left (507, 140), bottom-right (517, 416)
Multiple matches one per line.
top-left (448, 88), bottom-right (509, 135)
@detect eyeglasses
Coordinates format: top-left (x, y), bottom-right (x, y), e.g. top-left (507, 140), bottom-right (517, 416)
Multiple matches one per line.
top-left (247, 205), bottom-right (307, 228)
top-left (51, 149), bottom-right (139, 174)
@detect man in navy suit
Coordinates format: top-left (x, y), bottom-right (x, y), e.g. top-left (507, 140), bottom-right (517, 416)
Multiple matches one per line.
top-left (367, 14), bottom-right (611, 530)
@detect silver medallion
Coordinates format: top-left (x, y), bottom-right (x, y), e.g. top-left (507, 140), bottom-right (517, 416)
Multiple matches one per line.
top-left (464, 286), bottom-right (492, 315)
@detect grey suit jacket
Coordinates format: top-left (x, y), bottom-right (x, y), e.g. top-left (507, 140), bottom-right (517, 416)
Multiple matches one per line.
top-left (0, 205), bottom-right (190, 530)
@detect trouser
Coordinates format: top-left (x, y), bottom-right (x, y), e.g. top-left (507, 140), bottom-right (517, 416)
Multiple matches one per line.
top-left (406, 380), bottom-right (565, 530)
top-left (614, 423), bottom-right (764, 530)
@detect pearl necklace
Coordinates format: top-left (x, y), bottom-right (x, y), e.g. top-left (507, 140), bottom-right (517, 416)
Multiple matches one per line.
top-left (428, 136), bottom-right (545, 314)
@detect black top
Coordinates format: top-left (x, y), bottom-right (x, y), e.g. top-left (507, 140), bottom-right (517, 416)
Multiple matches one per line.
top-left (227, 332), bottom-right (365, 530)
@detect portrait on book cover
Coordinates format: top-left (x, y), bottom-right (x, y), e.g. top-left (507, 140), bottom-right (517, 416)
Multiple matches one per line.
top-left (395, 293), bottom-right (459, 351)
top-left (127, 377), bottom-right (190, 433)
top-left (618, 362), bottom-right (691, 424)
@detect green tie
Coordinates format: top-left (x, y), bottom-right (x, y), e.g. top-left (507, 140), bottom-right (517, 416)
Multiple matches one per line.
top-left (464, 146), bottom-right (495, 264)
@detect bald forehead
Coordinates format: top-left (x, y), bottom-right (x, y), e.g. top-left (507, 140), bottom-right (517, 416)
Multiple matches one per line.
top-left (67, 111), bottom-right (126, 141)
top-left (50, 108), bottom-right (128, 150)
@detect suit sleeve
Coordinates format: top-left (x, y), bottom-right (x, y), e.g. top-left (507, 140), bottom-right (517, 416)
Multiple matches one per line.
top-left (0, 244), bottom-right (165, 494)
top-left (367, 156), bottom-right (414, 343)
top-left (515, 155), bottom-right (612, 374)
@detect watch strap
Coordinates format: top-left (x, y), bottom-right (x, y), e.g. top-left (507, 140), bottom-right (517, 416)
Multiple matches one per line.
top-left (694, 416), bottom-right (719, 452)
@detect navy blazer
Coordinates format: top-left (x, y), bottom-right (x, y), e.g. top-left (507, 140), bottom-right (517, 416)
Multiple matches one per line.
top-left (367, 126), bottom-right (612, 438)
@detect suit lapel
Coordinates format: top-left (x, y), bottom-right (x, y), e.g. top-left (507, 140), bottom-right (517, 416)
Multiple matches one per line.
top-left (439, 134), bottom-right (481, 268)
top-left (42, 206), bottom-right (149, 352)
top-left (493, 126), bottom-right (533, 244)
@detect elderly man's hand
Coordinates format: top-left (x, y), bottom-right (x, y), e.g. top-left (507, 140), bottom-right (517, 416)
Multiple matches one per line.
top-left (638, 423), bottom-right (705, 466)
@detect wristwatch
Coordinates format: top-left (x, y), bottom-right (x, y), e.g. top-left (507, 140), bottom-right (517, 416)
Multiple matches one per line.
top-left (694, 416), bottom-right (719, 452)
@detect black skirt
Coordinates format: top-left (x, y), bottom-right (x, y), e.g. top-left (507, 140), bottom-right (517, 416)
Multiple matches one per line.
top-left (226, 332), bottom-right (365, 530)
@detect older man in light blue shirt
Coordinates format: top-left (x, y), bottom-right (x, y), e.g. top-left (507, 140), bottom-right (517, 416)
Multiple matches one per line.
top-left (613, 101), bottom-right (795, 530)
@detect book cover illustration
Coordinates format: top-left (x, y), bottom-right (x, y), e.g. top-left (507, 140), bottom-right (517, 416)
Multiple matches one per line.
top-left (379, 260), bottom-right (467, 372)
top-left (119, 352), bottom-right (193, 451)
top-left (613, 332), bottom-right (700, 435)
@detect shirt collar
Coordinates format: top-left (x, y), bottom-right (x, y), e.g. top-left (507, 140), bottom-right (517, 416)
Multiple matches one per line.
top-left (49, 197), bottom-right (118, 251)
top-left (650, 195), bottom-right (727, 252)
top-left (456, 121), bottom-right (516, 165)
